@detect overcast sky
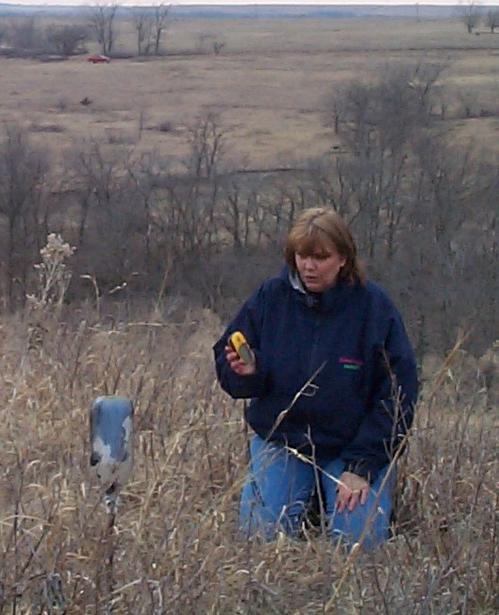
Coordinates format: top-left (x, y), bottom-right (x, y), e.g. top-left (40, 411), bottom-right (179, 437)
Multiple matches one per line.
top-left (3, 0), bottom-right (498, 9)
top-left (1, 1), bottom-right (489, 7)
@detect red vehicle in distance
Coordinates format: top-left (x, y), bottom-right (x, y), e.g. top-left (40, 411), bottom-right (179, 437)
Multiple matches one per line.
top-left (87, 54), bottom-right (111, 64)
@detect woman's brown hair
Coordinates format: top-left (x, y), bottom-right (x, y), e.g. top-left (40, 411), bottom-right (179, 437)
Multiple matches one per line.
top-left (285, 207), bottom-right (366, 285)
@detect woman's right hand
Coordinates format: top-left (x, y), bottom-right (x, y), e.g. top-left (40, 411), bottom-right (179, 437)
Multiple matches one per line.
top-left (225, 345), bottom-right (257, 376)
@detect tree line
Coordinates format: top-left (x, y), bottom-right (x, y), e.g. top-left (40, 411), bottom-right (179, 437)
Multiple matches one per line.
top-left (0, 63), bottom-right (497, 358)
top-left (0, 3), bottom-right (171, 57)
top-left (460, 3), bottom-right (499, 34)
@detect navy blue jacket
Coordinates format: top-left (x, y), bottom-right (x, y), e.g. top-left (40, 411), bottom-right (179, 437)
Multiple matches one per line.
top-left (213, 267), bottom-right (418, 482)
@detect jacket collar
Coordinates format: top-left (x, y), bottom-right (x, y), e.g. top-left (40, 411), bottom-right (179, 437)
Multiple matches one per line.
top-left (282, 266), bottom-right (355, 312)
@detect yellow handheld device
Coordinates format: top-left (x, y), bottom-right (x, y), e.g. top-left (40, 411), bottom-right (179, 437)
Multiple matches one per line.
top-left (229, 331), bottom-right (254, 365)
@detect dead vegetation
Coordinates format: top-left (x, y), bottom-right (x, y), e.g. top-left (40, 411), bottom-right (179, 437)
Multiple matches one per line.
top-left (0, 291), bottom-right (497, 613)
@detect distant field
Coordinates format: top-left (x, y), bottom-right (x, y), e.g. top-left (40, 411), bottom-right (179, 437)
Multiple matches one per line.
top-left (0, 17), bottom-right (498, 168)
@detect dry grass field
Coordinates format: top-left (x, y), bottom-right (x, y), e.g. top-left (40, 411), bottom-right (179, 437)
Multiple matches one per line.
top-left (0, 17), bottom-right (498, 169)
top-left (0, 296), bottom-right (497, 613)
top-left (0, 14), bottom-right (498, 613)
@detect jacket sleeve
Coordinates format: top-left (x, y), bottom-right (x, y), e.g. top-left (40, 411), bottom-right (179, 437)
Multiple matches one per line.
top-left (340, 308), bottom-right (418, 483)
top-left (213, 284), bottom-right (271, 399)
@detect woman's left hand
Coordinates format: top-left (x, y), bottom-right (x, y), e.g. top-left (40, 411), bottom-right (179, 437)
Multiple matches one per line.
top-left (336, 471), bottom-right (370, 513)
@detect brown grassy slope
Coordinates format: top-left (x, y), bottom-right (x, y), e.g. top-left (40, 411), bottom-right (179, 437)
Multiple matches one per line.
top-left (0, 303), bottom-right (497, 613)
top-left (0, 18), bottom-right (498, 169)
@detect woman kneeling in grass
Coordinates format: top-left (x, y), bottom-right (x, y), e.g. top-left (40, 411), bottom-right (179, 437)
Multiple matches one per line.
top-left (214, 207), bottom-right (418, 549)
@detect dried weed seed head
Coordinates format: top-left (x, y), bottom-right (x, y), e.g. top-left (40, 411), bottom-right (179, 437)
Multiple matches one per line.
top-left (26, 233), bottom-right (76, 311)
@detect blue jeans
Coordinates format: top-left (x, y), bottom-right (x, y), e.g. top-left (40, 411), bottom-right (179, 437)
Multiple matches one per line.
top-left (240, 435), bottom-right (395, 549)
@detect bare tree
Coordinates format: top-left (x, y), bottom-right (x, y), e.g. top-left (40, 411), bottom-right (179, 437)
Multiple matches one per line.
top-left (88, 3), bottom-right (118, 56)
top-left (213, 40), bottom-right (226, 55)
top-left (68, 140), bottom-right (126, 249)
top-left (8, 17), bottom-right (41, 50)
top-left (46, 24), bottom-right (89, 56)
top-left (125, 152), bottom-right (161, 272)
top-left (0, 125), bottom-right (48, 311)
top-left (485, 9), bottom-right (499, 32)
top-left (223, 182), bottom-right (249, 250)
top-left (148, 115), bottom-right (228, 270)
top-left (326, 64), bottom-right (446, 258)
top-left (0, 22), bottom-right (7, 46)
top-left (186, 113), bottom-right (226, 179)
top-left (132, 8), bottom-right (153, 56)
top-left (152, 3), bottom-right (170, 55)
top-left (460, 1), bottom-right (480, 34)
top-left (65, 141), bottom-right (153, 286)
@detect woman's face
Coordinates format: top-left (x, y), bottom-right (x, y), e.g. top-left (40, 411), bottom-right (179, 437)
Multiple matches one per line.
top-left (295, 246), bottom-right (346, 293)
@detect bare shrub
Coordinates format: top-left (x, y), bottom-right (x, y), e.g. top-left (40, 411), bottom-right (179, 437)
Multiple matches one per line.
top-left (196, 32), bottom-right (221, 54)
top-left (45, 23), bottom-right (89, 56)
top-left (61, 141), bottom-right (158, 292)
top-left (29, 122), bottom-right (65, 133)
top-left (157, 120), bottom-right (174, 132)
top-left (105, 127), bottom-right (137, 145)
top-left (213, 40), bottom-right (226, 55)
top-left (55, 97), bottom-right (68, 112)
top-left (186, 112), bottom-right (227, 179)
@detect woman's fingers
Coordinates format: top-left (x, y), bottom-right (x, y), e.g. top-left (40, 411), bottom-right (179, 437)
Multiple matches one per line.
top-left (225, 347), bottom-right (239, 363)
top-left (336, 483), bottom-right (354, 513)
top-left (225, 345), bottom-right (256, 375)
top-left (359, 485), bottom-right (369, 506)
top-left (336, 471), bottom-right (370, 513)
top-left (347, 490), bottom-right (360, 512)
top-left (336, 486), bottom-right (349, 513)
top-left (336, 487), bottom-right (361, 513)
top-left (347, 487), bottom-right (369, 511)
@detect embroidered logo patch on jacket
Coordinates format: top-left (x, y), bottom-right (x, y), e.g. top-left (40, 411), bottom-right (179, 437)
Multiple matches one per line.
top-left (339, 357), bottom-right (363, 371)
